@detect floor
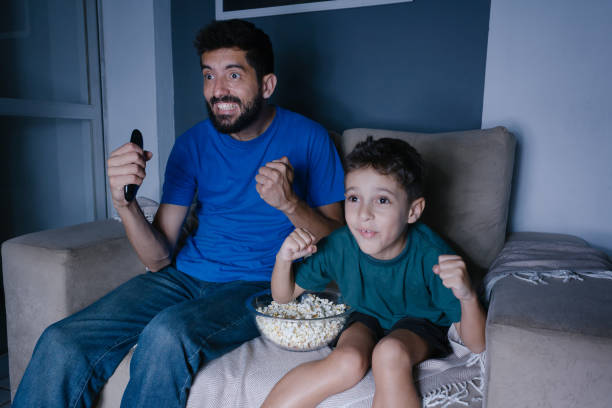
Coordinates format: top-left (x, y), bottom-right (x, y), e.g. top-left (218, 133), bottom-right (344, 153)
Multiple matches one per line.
top-left (0, 354), bottom-right (10, 407)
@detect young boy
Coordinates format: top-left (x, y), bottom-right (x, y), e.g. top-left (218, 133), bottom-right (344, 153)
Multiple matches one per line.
top-left (262, 137), bottom-right (486, 408)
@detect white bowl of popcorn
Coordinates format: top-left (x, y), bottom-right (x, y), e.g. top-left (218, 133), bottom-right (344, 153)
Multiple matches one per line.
top-left (248, 290), bottom-right (352, 352)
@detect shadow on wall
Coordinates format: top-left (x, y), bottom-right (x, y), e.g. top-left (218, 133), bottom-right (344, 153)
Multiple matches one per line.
top-left (507, 131), bottom-right (523, 239)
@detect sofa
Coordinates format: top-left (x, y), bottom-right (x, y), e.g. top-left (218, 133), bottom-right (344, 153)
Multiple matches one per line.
top-left (3, 126), bottom-right (611, 407)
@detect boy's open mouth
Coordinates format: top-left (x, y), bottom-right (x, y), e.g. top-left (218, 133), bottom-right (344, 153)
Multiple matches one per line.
top-left (358, 229), bottom-right (377, 239)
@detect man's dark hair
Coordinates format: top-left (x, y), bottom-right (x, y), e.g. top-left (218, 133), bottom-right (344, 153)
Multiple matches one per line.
top-left (194, 19), bottom-right (274, 83)
top-left (345, 136), bottom-right (426, 203)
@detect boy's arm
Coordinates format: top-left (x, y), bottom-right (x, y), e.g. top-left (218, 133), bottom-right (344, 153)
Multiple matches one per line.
top-left (270, 259), bottom-right (306, 304)
top-left (433, 255), bottom-right (486, 353)
top-left (454, 296), bottom-right (486, 353)
top-left (270, 228), bottom-right (315, 303)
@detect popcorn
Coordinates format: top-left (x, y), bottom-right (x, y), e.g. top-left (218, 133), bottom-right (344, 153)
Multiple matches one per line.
top-left (255, 293), bottom-right (349, 351)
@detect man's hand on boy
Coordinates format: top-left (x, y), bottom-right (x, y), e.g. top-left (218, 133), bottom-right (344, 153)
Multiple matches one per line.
top-left (433, 255), bottom-right (475, 301)
top-left (278, 228), bottom-right (317, 262)
top-left (255, 156), bottom-right (299, 213)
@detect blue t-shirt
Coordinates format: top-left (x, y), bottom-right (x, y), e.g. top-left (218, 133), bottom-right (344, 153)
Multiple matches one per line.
top-left (161, 107), bottom-right (345, 282)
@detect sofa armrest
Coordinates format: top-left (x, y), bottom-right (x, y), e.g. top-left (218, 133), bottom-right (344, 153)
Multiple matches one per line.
top-left (1, 219), bottom-right (144, 396)
top-left (484, 232), bottom-right (612, 408)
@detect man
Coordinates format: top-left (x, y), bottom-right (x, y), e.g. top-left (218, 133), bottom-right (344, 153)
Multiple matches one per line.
top-left (13, 19), bottom-right (344, 407)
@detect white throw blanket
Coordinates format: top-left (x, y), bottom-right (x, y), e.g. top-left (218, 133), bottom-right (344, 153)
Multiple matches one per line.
top-left (187, 324), bottom-right (484, 408)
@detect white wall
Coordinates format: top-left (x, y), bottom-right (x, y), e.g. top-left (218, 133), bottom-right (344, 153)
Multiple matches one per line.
top-left (482, 0), bottom-right (612, 256)
top-left (99, 0), bottom-right (174, 215)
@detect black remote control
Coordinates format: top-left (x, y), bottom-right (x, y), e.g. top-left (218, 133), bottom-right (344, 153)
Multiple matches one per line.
top-left (124, 129), bottom-right (143, 202)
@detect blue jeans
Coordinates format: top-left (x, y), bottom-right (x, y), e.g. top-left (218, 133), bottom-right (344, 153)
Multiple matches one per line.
top-left (12, 265), bottom-right (269, 408)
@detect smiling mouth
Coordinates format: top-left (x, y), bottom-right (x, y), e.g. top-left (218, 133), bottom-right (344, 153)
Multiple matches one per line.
top-left (215, 102), bottom-right (239, 112)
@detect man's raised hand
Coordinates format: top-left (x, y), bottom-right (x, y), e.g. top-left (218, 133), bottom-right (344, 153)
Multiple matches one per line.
top-left (255, 156), bottom-right (298, 213)
top-left (107, 142), bottom-right (153, 209)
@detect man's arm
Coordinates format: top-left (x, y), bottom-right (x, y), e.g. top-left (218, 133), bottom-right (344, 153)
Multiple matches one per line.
top-left (255, 156), bottom-right (344, 240)
top-left (117, 202), bottom-right (188, 271)
top-left (107, 142), bottom-right (190, 271)
top-left (284, 200), bottom-right (343, 240)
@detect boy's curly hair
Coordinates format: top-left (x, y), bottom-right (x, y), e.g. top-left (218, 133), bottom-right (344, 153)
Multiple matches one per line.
top-left (194, 19), bottom-right (274, 83)
top-left (345, 136), bottom-right (425, 203)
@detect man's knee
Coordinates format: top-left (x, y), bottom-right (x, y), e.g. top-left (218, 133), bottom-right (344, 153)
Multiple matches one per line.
top-left (136, 310), bottom-right (197, 356)
top-left (35, 321), bottom-right (89, 364)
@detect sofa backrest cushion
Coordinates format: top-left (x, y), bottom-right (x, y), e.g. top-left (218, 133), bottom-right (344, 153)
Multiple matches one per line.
top-left (336, 127), bottom-right (516, 275)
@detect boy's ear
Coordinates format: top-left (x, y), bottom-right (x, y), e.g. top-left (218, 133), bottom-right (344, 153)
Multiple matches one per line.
top-left (407, 197), bottom-right (425, 224)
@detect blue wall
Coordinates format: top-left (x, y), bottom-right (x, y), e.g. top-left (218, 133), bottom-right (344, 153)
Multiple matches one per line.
top-left (171, 0), bottom-right (491, 136)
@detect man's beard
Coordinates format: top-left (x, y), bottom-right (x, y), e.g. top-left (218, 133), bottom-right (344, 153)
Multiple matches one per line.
top-left (207, 92), bottom-right (264, 135)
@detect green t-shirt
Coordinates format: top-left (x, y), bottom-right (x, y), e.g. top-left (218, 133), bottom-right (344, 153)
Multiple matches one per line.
top-left (294, 223), bottom-right (461, 329)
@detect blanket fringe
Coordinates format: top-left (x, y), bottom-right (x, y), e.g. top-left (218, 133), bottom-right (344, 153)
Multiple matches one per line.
top-left (422, 376), bottom-right (484, 408)
top-left (511, 269), bottom-right (612, 285)
top-left (466, 350), bottom-right (486, 374)
top-left (484, 269), bottom-right (612, 303)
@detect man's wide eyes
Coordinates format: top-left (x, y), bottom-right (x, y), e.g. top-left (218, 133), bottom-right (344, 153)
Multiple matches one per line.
top-left (230, 72), bottom-right (240, 79)
top-left (346, 195), bottom-right (358, 202)
top-left (378, 197), bottom-right (390, 204)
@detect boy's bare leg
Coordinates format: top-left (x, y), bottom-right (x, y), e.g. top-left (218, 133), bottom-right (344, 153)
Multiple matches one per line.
top-left (262, 323), bottom-right (376, 408)
top-left (371, 329), bottom-right (430, 408)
